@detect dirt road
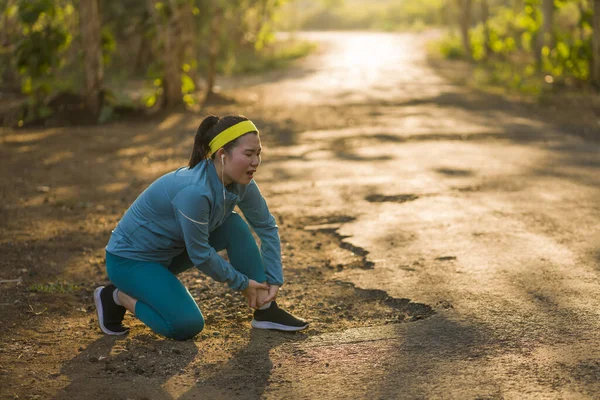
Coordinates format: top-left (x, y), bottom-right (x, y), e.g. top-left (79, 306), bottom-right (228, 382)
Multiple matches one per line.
top-left (1, 31), bottom-right (600, 399)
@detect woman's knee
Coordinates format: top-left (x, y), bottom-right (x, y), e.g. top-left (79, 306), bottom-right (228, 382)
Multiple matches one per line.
top-left (224, 213), bottom-right (249, 232)
top-left (168, 311), bottom-right (205, 341)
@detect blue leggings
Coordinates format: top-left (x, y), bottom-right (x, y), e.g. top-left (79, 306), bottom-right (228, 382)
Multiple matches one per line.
top-left (106, 213), bottom-right (266, 340)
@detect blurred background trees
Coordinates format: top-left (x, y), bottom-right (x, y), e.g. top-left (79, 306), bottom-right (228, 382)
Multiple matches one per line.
top-left (1, 0), bottom-right (599, 126)
top-left (0, 0), bottom-right (311, 124)
top-left (438, 0), bottom-right (599, 93)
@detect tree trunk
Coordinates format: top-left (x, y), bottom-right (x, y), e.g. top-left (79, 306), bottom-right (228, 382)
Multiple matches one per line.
top-left (149, 0), bottom-right (183, 108)
top-left (1, 0), bottom-right (21, 92)
top-left (513, 0), bottom-right (523, 14)
top-left (162, 0), bottom-right (183, 108)
top-left (205, 5), bottom-right (222, 102)
top-left (181, 1), bottom-right (199, 89)
top-left (458, 0), bottom-right (472, 59)
top-left (535, 0), bottom-right (554, 65)
top-left (592, 0), bottom-right (600, 86)
top-left (134, 10), bottom-right (153, 74)
top-left (79, 0), bottom-right (103, 115)
top-left (481, 0), bottom-right (491, 60)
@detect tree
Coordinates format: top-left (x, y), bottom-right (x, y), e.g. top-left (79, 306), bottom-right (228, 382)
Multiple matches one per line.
top-left (149, 0), bottom-right (185, 108)
top-left (593, 0), bottom-right (600, 86)
top-left (458, 0), bottom-right (473, 58)
top-left (180, 0), bottom-right (198, 88)
top-left (79, 0), bottom-right (103, 115)
top-left (535, 0), bottom-right (554, 65)
top-left (481, 0), bottom-right (491, 60)
top-left (205, 2), bottom-right (222, 102)
top-left (1, 0), bottom-right (21, 92)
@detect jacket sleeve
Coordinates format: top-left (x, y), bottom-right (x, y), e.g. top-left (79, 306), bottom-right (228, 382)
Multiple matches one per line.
top-left (237, 180), bottom-right (284, 286)
top-left (172, 186), bottom-right (249, 290)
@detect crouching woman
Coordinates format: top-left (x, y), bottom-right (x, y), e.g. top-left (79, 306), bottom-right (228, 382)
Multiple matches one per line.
top-left (94, 115), bottom-right (307, 340)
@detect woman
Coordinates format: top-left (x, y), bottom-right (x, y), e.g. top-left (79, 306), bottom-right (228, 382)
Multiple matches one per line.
top-left (94, 115), bottom-right (307, 340)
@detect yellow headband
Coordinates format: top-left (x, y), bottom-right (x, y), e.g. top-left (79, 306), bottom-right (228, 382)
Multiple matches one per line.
top-left (208, 120), bottom-right (259, 156)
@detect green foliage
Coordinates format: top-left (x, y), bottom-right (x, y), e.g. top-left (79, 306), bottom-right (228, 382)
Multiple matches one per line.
top-left (438, 35), bottom-right (466, 60)
top-left (4, 0), bottom-right (79, 122)
top-left (541, 1), bottom-right (592, 82)
top-left (1, 0), bottom-right (311, 121)
top-left (15, 0), bottom-right (71, 84)
top-left (442, 0), bottom-right (595, 95)
top-left (101, 27), bottom-right (117, 66)
top-left (98, 104), bottom-right (115, 124)
top-left (18, 0), bottom-right (56, 25)
top-left (181, 70), bottom-right (196, 106)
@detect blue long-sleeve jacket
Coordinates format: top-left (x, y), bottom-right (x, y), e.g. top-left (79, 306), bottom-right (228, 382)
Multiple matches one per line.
top-left (105, 160), bottom-right (283, 290)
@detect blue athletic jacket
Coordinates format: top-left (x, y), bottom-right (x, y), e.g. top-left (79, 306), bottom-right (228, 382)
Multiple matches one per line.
top-left (105, 160), bottom-right (283, 290)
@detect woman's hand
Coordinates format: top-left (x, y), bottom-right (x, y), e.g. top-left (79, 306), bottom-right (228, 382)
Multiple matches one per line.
top-left (260, 284), bottom-right (280, 305)
top-left (242, 280), bottom-right (270, 309)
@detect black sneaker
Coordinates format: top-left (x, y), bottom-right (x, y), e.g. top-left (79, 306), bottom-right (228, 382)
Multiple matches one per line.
top-left (94, 285), bottom-right (129, 335)
top-left (251, 301), bottom-right (308, 331)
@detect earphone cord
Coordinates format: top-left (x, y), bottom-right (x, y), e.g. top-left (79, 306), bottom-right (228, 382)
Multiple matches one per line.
top-left (221, 156), bottom-right (226, 220)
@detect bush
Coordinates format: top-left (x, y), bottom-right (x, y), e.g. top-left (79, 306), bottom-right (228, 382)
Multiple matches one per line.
top-left (437, 35), bottom-right (467, 60)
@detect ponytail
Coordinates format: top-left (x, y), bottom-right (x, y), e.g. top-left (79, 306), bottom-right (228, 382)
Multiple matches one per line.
top-left (189, 115), bottom-right (220, 168)
top-left (188, 114), bottom-right (251, 169)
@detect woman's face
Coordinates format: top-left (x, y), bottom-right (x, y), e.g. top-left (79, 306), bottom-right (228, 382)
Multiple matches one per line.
top-left (223, 133), bottom-right (261, 185)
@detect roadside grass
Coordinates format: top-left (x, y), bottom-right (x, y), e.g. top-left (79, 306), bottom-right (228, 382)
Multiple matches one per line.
top-left (277, 0), bottom-right (444, 32)
top-left (27, 282), bottom-right (80, 294)
top-left (220, 39), bottom-right (318, 75)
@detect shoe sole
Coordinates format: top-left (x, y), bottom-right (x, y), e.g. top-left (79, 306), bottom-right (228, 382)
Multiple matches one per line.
top-left (94, 286), bottom-right (128, 336)
top-left (251, 319), bottom-right (308, 332)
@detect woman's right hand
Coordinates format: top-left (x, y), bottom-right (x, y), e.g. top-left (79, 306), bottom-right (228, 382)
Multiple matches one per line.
top-left (242, 280), bottom-right (270, 309)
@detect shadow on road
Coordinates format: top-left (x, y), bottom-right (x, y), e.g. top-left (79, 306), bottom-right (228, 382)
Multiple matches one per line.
top-left (179, 329), bottom-right (308, 399)
top-left (57, 334), bottom-right (198, 399)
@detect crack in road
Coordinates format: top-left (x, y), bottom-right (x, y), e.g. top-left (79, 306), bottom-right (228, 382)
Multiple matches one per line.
top-left (300, 215), bottom-right (436, 326)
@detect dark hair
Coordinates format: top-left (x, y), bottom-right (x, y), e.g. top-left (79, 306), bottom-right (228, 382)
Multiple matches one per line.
top-left (188, 114), bottom-right (257, 168)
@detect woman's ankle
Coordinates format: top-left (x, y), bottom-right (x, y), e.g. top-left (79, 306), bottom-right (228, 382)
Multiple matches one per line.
top-left (117, 290), bottom-right (137, 314)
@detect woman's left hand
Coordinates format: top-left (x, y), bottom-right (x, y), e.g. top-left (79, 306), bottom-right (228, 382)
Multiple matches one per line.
top-left (260, 284), bottom-right (280, 305)
top-left (242, 280), bottom-right (270, 309)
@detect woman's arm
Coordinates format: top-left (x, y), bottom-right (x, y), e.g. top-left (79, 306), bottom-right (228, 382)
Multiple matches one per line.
top-left (237, 180), bottom-right (284, 287)
top-left (172, 186), bottom-right (249, 290)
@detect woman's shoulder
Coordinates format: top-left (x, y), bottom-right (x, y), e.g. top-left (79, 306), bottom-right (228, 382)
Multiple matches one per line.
top-left (165, 164), bottom-right (214, 200)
